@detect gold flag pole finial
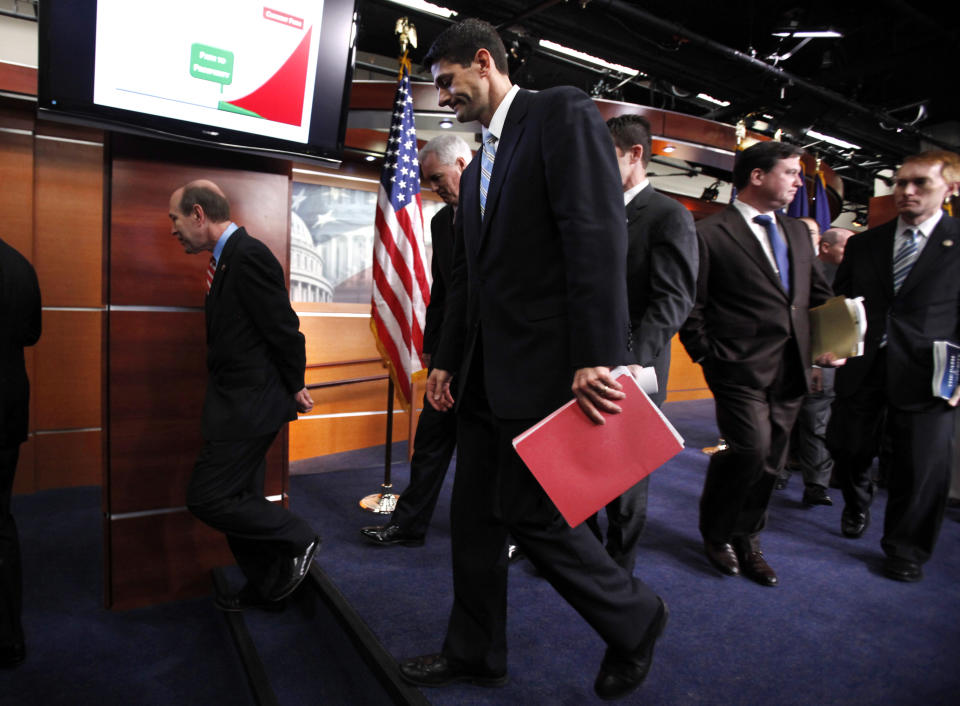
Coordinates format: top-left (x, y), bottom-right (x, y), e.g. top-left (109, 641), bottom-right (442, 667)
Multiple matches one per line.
top-left (395, 17), bottom-right (418, 72)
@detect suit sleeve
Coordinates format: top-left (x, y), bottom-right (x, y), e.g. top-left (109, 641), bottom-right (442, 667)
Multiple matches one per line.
top-left (634, 202), bottom-right (698, 366)
top-left (422, 211), bottom-right (447, 357)
top-left (236, 244), bottom-right (306, 393)
top-left (678, 229), bottom-right (711, 364)
top-left (433, 204), bottom-right (467, 374)
top-left (542, 88), bottom-right (630, 368)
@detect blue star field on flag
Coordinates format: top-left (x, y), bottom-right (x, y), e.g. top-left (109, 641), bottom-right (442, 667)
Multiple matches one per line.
top-left (380, 63), bottom-right (421, 210)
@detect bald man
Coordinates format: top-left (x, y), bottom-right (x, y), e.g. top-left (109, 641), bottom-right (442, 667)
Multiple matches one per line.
top-left (168, 180), bottom-right (319, 611)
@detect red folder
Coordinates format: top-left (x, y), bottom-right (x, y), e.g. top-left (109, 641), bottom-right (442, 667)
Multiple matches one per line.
top-left (512, 367), bottom-right (684, 528)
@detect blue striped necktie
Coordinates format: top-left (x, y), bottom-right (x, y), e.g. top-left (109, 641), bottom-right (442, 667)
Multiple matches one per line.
top-left (893, 228), bottom-right (919, 294)
top-left (753, 214), bottom-right (790, 293)
top-left (479, 133), bottom-right (497, 219)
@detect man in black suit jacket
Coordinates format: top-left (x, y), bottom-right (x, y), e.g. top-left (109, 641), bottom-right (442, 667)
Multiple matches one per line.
top-left (361, 134), bottom-right (472, 546)
top-left (0, 238), bottom-right (41, 669)
top-left (584, 114), bottom-right (697, 573)
top-left (680, 141), bottom-right (833, 587)
top-left (398, 20), bottom-right (667, 701)
top-left (827, 151), bottom-right (960, 582)
top-left (168, 180), bottom-right (319, 611)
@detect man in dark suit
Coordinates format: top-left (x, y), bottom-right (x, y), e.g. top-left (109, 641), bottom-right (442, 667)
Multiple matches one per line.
top-left (827, 151), bottom-right (960, 582)
top-left (584, 114), bottom-right (697, 573)
top-left (0, 238), bottom-right (41, 669)
top-left (168, 180), bottom-right (319, 611)
top-left (398, 20), bottom-right (667, 701)
top-left (679, 141), bottom-right (833, 587)
top-left (361, 134), bottom-right (472, 546)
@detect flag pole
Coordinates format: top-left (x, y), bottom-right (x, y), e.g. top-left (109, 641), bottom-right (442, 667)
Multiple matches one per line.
top-left (359, 377), bottom-right (398, 513)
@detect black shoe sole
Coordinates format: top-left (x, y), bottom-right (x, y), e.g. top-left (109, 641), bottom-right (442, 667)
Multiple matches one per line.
top-left (361, 534), bottom-right (425, 547)
top-left (269, 537), bottom-right (321, 601)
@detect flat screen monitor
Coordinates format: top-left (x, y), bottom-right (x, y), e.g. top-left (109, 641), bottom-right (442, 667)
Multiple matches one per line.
top-left (38, 0), bottom-right (357, 167)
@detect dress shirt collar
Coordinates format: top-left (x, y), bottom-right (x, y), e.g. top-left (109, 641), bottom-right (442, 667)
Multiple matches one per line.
top-left (732, 197), bottom-right (775, 226)
top-left (212, 222), bottom-right (239, 265)
top-left (483, 84), bottom-right (520, 144)
top-left (624, 179), bottom-right (650, 206)
top-left (895, 209), bottom-right (943, 241)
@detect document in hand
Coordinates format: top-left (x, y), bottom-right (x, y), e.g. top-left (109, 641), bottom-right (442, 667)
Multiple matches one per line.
top-left (809, 295), bottom-right (867, 361)
top-left (512, 367), bottom-right (684, 528)
top-left (932, 340), bottom-right (960, 400)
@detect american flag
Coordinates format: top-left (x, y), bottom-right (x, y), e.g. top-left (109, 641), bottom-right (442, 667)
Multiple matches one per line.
top-left (370, 58), bottom-right (431, 406)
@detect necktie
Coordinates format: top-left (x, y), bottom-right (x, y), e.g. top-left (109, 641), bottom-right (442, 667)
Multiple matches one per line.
top-left (892, 228), bottom-right (919, 294)
top-left (205, 255), bottom-right (216, 294)
top-left (753, 214), bottom-right (790, 293)
top-left (479, 133), bottom-right (497, 219)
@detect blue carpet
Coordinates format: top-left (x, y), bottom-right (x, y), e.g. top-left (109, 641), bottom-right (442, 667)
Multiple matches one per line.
top-left (289, 398), bottom-right (960, 705)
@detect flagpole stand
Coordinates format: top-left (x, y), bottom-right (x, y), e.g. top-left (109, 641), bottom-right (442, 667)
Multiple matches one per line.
top-left (359, 377), bottom-right (401, 513)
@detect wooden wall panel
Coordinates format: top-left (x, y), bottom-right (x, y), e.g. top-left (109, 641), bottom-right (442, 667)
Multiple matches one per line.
top-left (664, 335), bottom-right (711, 402)
top-left (290, 412), bottom-right (411, 460)
top-left (107, 512), bottom-right (233, 610)
top-left (33, 309), bottom-right (102, 430)
top-left (34, 430), bottom-right (103, 488)
top-left (33, 129), bottom-right (104, 307)
top-left (0, 109), bottom-right (34, 257)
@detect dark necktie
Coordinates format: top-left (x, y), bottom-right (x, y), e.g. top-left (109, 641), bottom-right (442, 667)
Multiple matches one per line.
top-left (892, 228), bottom-right (919, 294)
top-left (753, 214), bottom-right (790, 293)
top-left (205, 256), bottom-right (216, 294)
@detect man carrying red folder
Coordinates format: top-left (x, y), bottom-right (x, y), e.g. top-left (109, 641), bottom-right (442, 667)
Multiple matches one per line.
top-left (398, 18), bottom-right (668, 702)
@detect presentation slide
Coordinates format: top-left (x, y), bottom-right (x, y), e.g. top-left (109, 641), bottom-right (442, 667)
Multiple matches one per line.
top-left (93, 0), bottom-right (324, 144)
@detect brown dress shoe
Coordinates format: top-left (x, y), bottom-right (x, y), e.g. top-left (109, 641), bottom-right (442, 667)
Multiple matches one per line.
top-left (704, 541), bottom-right (740, 576)
top-left (736, 549), bottom-right (778, 586)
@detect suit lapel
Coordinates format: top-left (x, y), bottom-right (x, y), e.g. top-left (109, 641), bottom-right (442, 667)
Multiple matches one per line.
top-left (898, 215), bottom-right (958, 298)
top-left (720, 207), bottom-right (788, 300)
top-left (625, 185), bottom-right (653, 226)
top-left (867, 222), bottom-right (897, 301)
top-left (479, 90), bottom-right (530, 244)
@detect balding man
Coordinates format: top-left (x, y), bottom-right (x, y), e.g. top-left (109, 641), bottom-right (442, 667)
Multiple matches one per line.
top-left (362, 134), bottom-right (472, 546)
top-left (817, 228), bottom-right (853, 283)
top-left (168, 180), bottom-right (319, 611)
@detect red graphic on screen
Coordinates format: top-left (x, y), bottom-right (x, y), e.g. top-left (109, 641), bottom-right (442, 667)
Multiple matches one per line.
top-left (224, 26), bottom-right (311, 126)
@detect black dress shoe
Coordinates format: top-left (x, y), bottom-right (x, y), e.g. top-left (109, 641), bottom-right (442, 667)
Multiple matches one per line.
top-left (267, 536), bottom-right (321, 601)
top-left (841, 509), bottom-right (869, 538)
top-left (704, 541), bottom-right (740, 576)
top-left (398, 653), bottom-right (508, 688)
top-left (0, 642), bottom-right (25, 669)
top-left (594, 598), bottom-right (669, 700)
top-left (774, 476), bottom-right (789, 490)
top-left (802, 486), bottom-right (833, 506)
top-left (883, 557), bottom-right (923, 582)
top-left (736, 549), bottom-right (779, 587)
top-left (360, 523), bottom-right (425, 547)
top-left (507, 544), bottom-right (524, 563)
top-left (215, 585), bottom-right (286, 613)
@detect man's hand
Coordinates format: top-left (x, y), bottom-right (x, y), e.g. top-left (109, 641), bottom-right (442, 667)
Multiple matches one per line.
top-left (294, 387), bottom-right (314, 413)
top-left (427, 368), bottom-right (455, 412)
top-left (814, 352), bottom-right (846, 367)
top-left (948, 384), bottom-right (960, 407)
top-left (572, 366), bottom-right (624, 425)
top-left (810, 366), bottom-right (824, 394)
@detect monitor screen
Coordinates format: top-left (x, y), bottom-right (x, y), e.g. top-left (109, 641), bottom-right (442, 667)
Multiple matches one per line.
top-left (39, 0), bottom-right (357, 167)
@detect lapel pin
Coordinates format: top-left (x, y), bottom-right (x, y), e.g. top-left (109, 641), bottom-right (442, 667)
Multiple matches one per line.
top-left (943, 239), bottom-right (954, 247)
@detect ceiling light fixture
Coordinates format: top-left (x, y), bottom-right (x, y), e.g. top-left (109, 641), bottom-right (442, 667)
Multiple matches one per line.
top-left (383, 0), bottom-right (457, 19)
top-left (662, 144), bottom-right (676, 154)
top-left (538, 39), bottom-right (641, 77)
top-left (697, 93), bottom-right (730, 107)
top-left (772, 30), bottom-right (843, 38)
top-left (439, 119), bottom-right (453, 129)
top-left (806, 128), bottom-right (861, 150)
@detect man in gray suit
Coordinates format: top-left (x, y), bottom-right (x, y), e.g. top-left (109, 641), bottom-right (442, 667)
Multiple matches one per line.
top-left (586, 114), bottom-right (697, 573)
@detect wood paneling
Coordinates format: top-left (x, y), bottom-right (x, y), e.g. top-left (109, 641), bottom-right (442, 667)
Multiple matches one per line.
top-left (0, 110), bottom-right (34, 257)
top-left (33, 130), bottom-right (104, 307)
top-left (107, 511), bottom-right (233, 610)
top-left (33, 309), bottom-right (102, 431)
top-left (34, 430), bottom-right (103, 489)
top-left (0, 61), bottom-right (37, 96)
top-left (290, 412), bottom-right (411, 460)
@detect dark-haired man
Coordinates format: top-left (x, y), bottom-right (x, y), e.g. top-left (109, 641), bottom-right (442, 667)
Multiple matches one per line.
top-left (0, 237), bottom-right (41, 668)
top-left (402, 18), bottom-right (667, 701)
top-left (168, 179), bottom-right (319, 610)
top-left (827, 151), bottom-right (960, 582)
top-left (584, 114), bottom-right (697, 572)
top-left (680, 141), bottom-right (833, 586)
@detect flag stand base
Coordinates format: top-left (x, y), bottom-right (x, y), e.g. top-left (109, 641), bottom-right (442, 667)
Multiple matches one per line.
top-left (359, 484), bottom-right (398, 514)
